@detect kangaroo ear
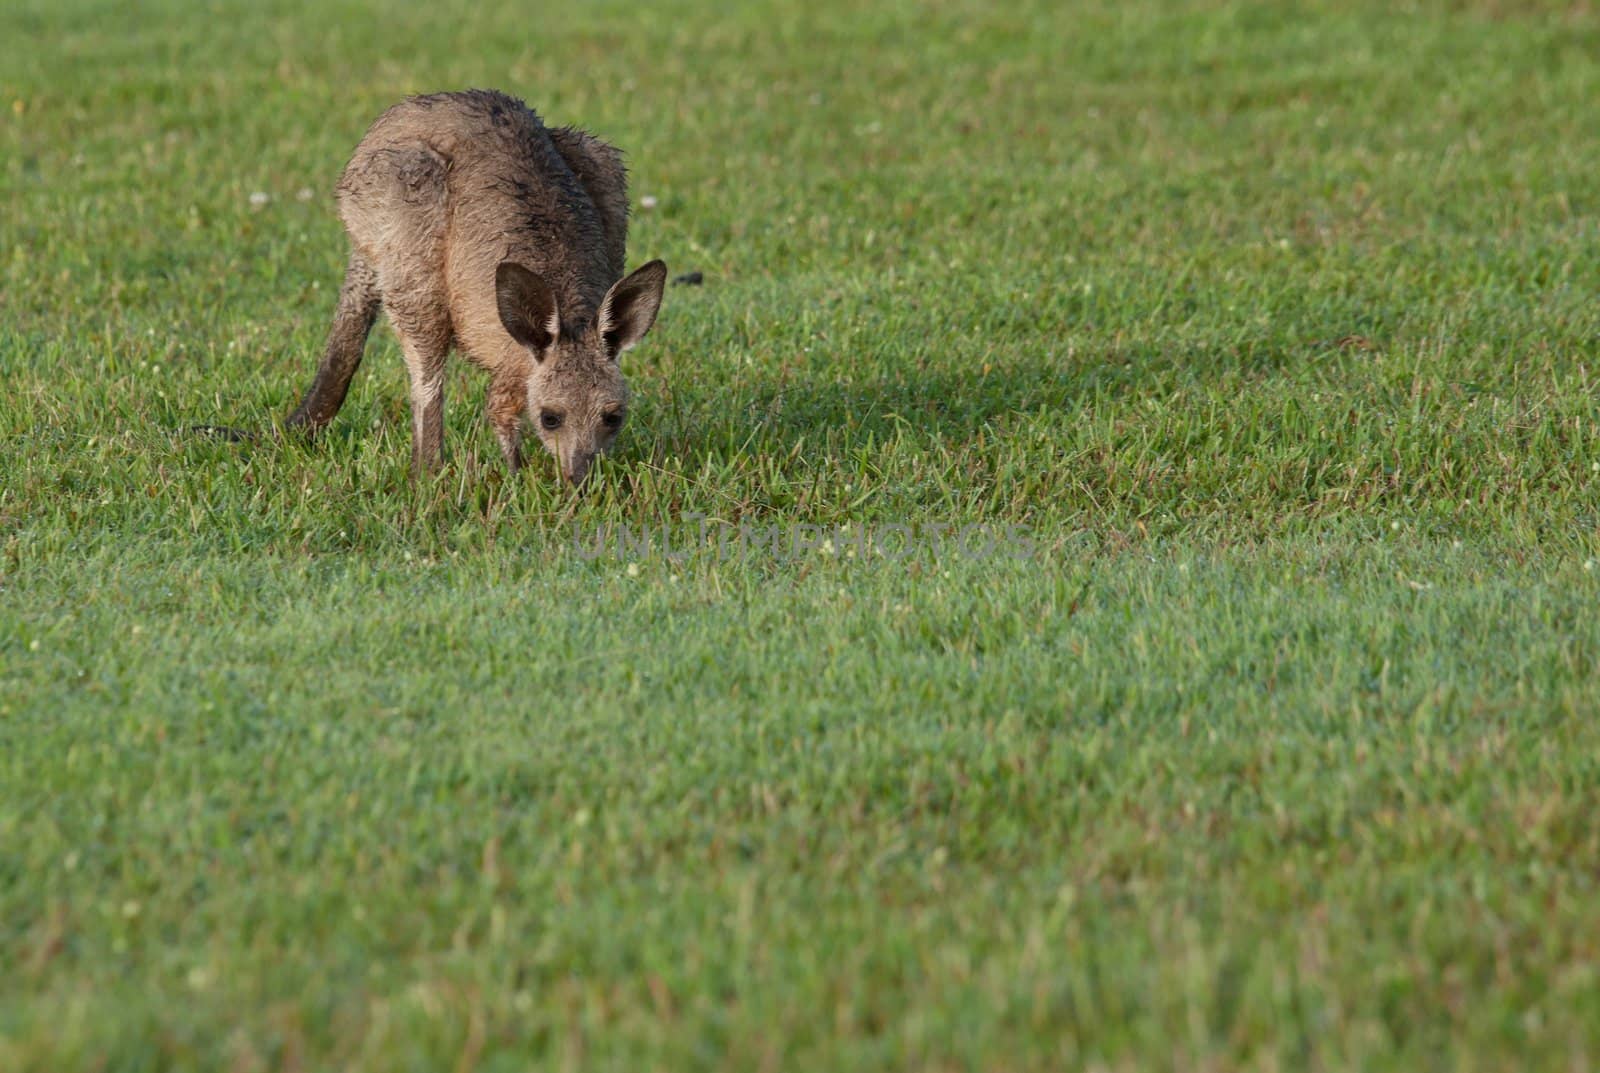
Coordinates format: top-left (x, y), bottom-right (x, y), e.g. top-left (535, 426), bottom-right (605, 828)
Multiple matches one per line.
top-left (597, 260), bottom-right (667, 359)
top-left (496, 261), bottom-right (560, 354)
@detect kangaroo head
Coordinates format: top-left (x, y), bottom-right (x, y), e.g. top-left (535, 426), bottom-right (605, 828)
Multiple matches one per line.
top-left (495, 259), bottom-right (667, 486)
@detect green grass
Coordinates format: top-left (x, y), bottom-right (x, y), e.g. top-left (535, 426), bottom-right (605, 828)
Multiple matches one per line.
top-left (3, 0), bottom-right (1599, 1069)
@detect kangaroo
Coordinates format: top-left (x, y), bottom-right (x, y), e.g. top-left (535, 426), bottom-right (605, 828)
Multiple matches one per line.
top-left (287, 89), bottom-right (667, 485)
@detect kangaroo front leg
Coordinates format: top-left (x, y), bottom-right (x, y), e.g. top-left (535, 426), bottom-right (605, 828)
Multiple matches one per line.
top-left (487, 375), bottom-right (526, 472)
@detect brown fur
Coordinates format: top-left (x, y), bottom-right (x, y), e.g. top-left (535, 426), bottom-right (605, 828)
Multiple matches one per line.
top-left (287, 89), bottom-right (667, 484)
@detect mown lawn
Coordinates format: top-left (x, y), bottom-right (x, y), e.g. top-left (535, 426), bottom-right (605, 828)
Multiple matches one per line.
top-left (2, 0), bottom-right (1598, 1069)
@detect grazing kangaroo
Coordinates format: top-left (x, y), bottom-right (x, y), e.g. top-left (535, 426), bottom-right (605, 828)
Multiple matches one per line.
top-left (287, 89), bottom-right (667, 485)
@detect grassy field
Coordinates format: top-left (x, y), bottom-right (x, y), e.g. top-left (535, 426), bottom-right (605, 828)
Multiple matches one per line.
top-left (3, 0), bottom-right (1599, 1069)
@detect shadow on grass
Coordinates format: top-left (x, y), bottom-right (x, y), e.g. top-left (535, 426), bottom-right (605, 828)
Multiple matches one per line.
top-left (634, 333), bottom-right (1329, 465)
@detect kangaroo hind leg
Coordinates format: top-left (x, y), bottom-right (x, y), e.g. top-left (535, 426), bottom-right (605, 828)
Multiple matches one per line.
top-left (288, 249), bottom-right (381, 433)
top-left (386, 294), bottom-right (453, 475)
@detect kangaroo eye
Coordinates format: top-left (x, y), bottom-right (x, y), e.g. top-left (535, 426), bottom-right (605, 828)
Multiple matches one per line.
top-left (602, 411), bottom-right (625, 431)
top-left (539, 410), bottom-right (564, 431)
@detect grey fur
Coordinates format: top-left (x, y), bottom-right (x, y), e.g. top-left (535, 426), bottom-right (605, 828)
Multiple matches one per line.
top-left (286, 90), bottom-right (667, 485)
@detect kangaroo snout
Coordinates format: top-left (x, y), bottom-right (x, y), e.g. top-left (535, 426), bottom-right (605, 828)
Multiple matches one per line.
top-left (562, 453), bottom-right (593, 487)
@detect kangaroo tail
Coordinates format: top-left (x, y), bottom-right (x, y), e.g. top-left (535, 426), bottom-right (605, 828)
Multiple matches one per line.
top-left (286, 250), bottom-right (381, 433)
